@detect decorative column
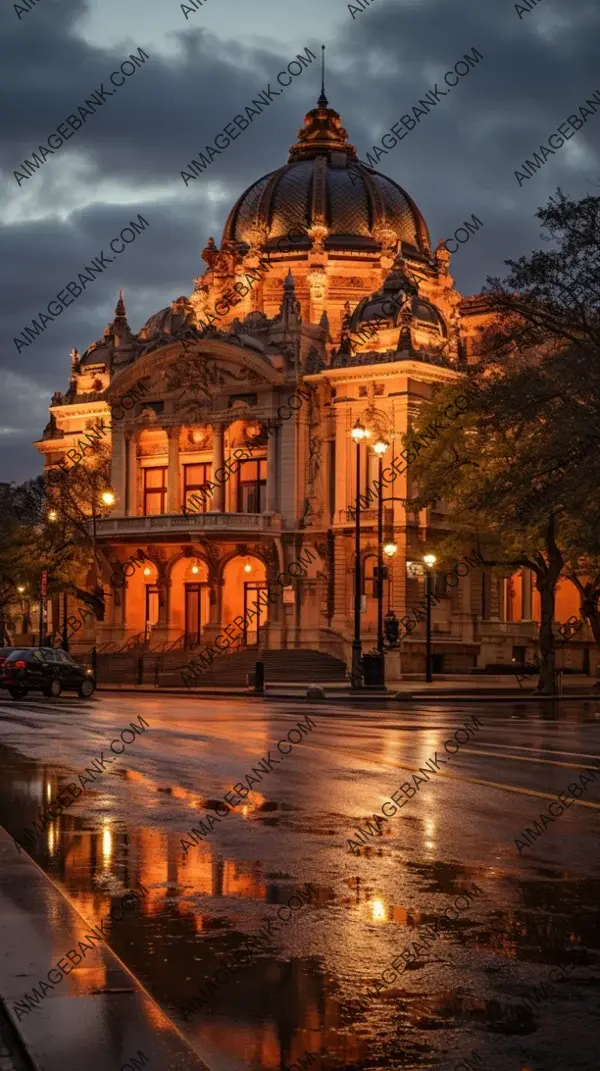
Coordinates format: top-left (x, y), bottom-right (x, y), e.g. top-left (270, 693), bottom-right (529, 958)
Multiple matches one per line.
top-left (214, 579), bottom-right (224, 628)
top-left (208, 581), bottom-right (219, 626)
top-left (266, 425), bottom-right (278, 513)
top-left (156, 567), bottom-right (168, 627)
top-left (211, 424), bottom-right (224, 512)
top-left (149, 558), bottom-right (172, 646)
top-left (522, 568), bottom-right (533, 620)
top-left (167, 427), bottom-right (180, 514)
top-left (489, 576), bottom-right (501, 620)
top-left (111, 422), bottom-right (126, 516)
top-left (126, 431), bottom-right (138, 516)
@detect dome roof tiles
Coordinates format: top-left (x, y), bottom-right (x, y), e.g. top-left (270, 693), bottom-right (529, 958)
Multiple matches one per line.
top-left (222, 96), bottom-right (431, 255)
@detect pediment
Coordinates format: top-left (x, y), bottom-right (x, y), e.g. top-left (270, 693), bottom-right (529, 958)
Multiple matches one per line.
top-left (108, 338), bottom-right (282, 403)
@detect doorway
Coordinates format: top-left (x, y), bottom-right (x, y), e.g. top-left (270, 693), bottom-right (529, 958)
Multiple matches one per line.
top-left (184, 583), bottom-right (206, 648)
top-left (243, 581), bottom-right (268, 647)
top-left (145, 585), bottom-right (159, 644)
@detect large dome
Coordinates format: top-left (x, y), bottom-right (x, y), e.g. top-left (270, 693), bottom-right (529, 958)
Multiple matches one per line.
top-left (222, 92), bottom-right (431, 257)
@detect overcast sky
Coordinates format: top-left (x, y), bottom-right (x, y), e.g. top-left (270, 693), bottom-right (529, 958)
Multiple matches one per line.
top-left (1, 0), bottom-right (599, 483)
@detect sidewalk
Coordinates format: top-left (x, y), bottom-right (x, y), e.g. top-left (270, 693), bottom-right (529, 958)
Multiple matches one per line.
top-left (96, 674), bottom-right (600, 702)
top-left (0, 826), bottom-right (211, 1071)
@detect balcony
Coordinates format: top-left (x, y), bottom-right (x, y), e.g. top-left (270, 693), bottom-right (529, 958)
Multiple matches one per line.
top-left (94, 512), bottom-right (277, 538)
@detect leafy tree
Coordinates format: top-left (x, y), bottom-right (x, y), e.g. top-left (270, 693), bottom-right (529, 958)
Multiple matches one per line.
top-left (44, 435), bottom-right (114, 621)
top-left (403, 191), bottom-right (600, 691)
top-left (0, 480), bottom-right (43, 641)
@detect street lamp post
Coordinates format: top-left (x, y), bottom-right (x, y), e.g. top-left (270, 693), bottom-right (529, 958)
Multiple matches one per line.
top-left (62, 590), bottom-right (69, 651)
top-left (90, 488), bottom-right (115, 674)
top-left (372, 439), bottom-right (389, 655)
top-left (91, 488), bottom-right (115, 587)
top-left (383, 540), bottom-right (397, 613)
top-left (46, 509), bottom-right (59, 646)
top-left (350, 420), bottom-right (368, 687)
top-left (423, 553), bottom-right (437, 682)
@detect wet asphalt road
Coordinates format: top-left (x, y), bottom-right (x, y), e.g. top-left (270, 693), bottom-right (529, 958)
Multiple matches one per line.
top-left (0, 692), bottom-right (599, 1071)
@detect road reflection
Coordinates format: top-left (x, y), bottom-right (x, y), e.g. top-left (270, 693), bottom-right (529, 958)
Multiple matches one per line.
top-left (0, 736), bottom-right (598, 1071)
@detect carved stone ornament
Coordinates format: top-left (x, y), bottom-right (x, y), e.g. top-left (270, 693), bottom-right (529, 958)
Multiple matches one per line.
top-left (434, 239), bottom-right (452, 274)
top-left (140, 407), bottom-right (160, 425)
top-left (307, 268), bottom-right (327, 299)
top-left (330, 276), bottom-right (366, 289)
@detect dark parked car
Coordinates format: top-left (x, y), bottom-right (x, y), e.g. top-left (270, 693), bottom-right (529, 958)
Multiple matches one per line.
top-left (2, 647), bottom-right (96, 699)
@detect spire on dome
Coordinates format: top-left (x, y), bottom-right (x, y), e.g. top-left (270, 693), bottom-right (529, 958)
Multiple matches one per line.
top-left (110, 288), bottom-right (135, 364)
top-left (318, 45), bottom-right (328, 108)
top-left (114, 288), bottom-right (126, 320)
top-left (288, 46), bottom-right (358, 163)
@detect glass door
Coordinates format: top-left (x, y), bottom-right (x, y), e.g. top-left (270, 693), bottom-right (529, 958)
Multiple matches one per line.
top-left (243, 581), bottom-right (268, 647)
top-left (185, 583), bottom-right (204, 648)
top-left (145, 585), bottom-right (159, 644)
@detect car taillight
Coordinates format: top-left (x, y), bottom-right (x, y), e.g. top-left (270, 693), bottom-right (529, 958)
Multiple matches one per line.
top-left (12, 661), bottom-right (27, 669)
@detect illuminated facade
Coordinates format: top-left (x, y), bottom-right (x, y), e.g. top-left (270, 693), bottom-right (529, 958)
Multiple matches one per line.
top-left (35, 91), bottom-right (591, 676)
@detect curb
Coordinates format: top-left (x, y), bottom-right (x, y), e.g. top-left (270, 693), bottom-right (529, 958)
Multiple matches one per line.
top-left (0, 825), bottom-right (212, 1071)
top-left (96, 684), bottom-right (356, 699)
top-left (94, 684), bottom-right (597, 704)
top-left (403, 691), bottom-right (595, 702)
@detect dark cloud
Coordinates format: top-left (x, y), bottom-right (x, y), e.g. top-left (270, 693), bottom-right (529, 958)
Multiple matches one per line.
top-left (1, 0), bottom-right (599, 481)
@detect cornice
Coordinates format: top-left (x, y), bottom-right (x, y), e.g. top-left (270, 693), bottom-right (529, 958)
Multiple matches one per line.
top-left (308, 361), bottom-right (461, 385)
top-left (49, 402), bottom-right (110, 417)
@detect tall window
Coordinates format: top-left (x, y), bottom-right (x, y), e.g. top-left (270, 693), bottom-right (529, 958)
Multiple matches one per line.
top-left (143, 467), bottom-right (167, 515)
top-left (237, 459), bottom-right (267, 513)
top-left (184, 463), bottom-right (212, 512)
top-left (362, 555), bottom-right (377, 597)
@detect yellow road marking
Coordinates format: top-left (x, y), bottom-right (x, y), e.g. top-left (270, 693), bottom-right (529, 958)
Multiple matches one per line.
top-left (299, 741), bottom-right (600, 811)
top-left (466, 741), bottom-right (600, 762)
top-left (456, 747), bottom-right (600, 771)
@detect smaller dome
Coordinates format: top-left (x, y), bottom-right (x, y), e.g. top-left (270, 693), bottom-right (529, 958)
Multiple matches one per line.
top-left (413, 299), bottom-right (447, 334)
top-left (139, 297), bottom-right (195, 341)
top-left (349, 257), bottom-right (447, 342)
top-left (350, 258), bottom-right (419, 328)
top-left (80, 334), bottom-right (114, 367)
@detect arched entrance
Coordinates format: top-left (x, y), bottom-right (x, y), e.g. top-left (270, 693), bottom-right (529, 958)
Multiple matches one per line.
top-left (170, 556), bottom-right (210, 648)
top-left (222, 554), bottom-right (267, 647)
top-left (122, 557), bottom-right (159, 643)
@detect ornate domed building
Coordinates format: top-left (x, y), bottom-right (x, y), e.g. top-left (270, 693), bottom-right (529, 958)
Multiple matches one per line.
top-left (35, 90), bottom-right (557, 681)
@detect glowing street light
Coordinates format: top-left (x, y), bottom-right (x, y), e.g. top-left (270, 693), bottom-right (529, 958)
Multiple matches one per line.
top-left (100, 489), bottom-right (115, 507)
top-left (372, 438), bottom-right (390, 661)
top-left (350, 419), bottom-right (368, 443)
top-left (349, 420), bottom-right (369, 687)
top-left (423, 553), bottom-right (437, 682)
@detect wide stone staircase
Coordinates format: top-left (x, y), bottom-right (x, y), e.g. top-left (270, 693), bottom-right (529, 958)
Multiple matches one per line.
top-left (94, 645), bottom-right (348, 688)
